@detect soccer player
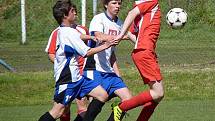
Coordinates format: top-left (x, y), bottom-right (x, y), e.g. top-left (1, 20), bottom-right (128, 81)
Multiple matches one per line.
top-left (112, 0), bottom-right (164, 121)
top-left (38, 1), bottom-right (117, 121)
top-left (45, 4), bottom-right (96, 121)
top-left (83, 0), bottom-right (132, 120)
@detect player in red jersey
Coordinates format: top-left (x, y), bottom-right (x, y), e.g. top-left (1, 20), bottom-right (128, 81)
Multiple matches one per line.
top-left (112, 0), bottom-right (164, 121)
top-left (44, 4), bottom-right (97, 121)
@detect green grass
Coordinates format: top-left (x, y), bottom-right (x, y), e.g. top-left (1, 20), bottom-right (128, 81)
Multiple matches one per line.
top-left (0, 100), bottom-right (214, 121)
top-left (0, 68), bottom-right (214, 106)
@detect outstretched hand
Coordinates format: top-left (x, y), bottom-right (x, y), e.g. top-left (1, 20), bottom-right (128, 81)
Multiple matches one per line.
top-left (114, 34), bottom-right (124, 43)
top-left (104, 39), bottom-right (119, 48)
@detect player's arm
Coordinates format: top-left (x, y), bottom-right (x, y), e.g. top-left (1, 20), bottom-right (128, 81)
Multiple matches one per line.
top-left (86, 40), bottom-right (117, 57)
top-left (94, 31), bottom-right (115, 42)
top-left (48, 54), bottom-right (55, 63)
top-left (110, 52), bottom-right (120, 77)
top-left (115, 7), bottom-right (140, 40)
top-left (45, 29), bottom-right (58, 63)
top-left (80, 34), bottom-right (97, 42)
top-left (68, 30), bottom-right (118, 58)
top-left (127, 31), bottom-right (137, 44)
top-left (122, 34), bottom-right (129, 40)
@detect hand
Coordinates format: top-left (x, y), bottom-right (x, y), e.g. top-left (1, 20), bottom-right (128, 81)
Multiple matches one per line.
top-left (95, 36), bottom-right (104, 43)
top-left (90, 36), bottom-right (98, 42)
top-left (104, 39), bottom-right (119, 48)
top-left (114, 34), bottom-right (124, 42)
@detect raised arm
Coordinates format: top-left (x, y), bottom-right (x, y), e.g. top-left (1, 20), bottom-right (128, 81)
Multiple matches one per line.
top-left (86, 40), bottom-right (118, 57)
top-left (115, 7), bottom-right (140, 41)
top-left (127, 31), bottom-right (137, 44)
top-left (80, 34), bottom-right (98, 42)
top-left (94, 31), bottom-right (115, 42)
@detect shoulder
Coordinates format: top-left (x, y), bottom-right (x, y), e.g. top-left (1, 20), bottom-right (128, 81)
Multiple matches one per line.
top-left (60, 27), bottom-right (79, 34)
top-left (117, 19), bottom-right (123, 25)
top-left (76, 25), bottom-right (89, 35)
top-left (92, 13), bottom-right (105, 21)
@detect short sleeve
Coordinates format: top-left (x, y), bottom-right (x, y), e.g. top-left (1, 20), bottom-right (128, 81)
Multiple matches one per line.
top-left (136, 0), bottom-right (158, 14)
top-left (45, 29), bottom-right (58, 54)
top-left (67, 29), bottom-right (90, 57)
top-left (89, 15), bottom-right (104, 33)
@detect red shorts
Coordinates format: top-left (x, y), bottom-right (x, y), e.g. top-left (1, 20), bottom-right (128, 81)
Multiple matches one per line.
top-left (132, 49), bottom-right (162, 84)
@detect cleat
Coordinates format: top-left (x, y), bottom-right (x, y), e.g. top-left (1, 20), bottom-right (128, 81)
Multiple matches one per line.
top-left (112, 105), bottom-right (123, 121)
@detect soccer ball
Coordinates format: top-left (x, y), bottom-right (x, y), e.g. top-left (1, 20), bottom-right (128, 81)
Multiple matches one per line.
top-left (166, 8), bottom-right (188, 28)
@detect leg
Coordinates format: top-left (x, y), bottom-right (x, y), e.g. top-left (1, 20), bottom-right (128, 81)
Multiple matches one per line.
top-left (38, 102), bottom-right (65, 121)
top-left (137, 101), bottom-right (158, 121)
top-left (60, 104), bottom-right (71, 121)
top-left (74, 98), bottom-right (88, 121)
top-left (107, 87), bottom-right (132, 121)
top-left (148, 80), bottom-right (164, 103)
top-left (120, 49), bottom-right (164, 110)
top-left (112, 50), bottom-right (164, 121)
top-left (114, 87), bottom-right (132, 102)
top-left (76, 97), bottom-right (88, 114)
top-left (136, 80), bottom-right (164, 121)
top-left (82, 85), bottom-right (108, 121)
top-left (115, 81), bottom-right (164, 120)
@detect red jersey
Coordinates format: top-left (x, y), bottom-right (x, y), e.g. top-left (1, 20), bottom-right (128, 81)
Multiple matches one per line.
top-left (45, 25), bottom-right (89, 74)
top-left (129, 0), bottom-right (161, 51)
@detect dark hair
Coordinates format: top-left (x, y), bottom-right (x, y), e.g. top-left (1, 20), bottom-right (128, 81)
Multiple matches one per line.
top-left (53, 0), bottom-right (76, 25)
top-left (102, 0), bottom-right (122, 10)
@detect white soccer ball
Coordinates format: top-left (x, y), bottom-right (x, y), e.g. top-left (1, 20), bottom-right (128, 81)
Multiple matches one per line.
top-left (166, 8), bottom-right (188, 28)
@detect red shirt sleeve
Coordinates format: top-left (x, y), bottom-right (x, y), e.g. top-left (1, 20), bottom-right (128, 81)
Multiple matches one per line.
top-left (48, 29), bottom-right (58, 54)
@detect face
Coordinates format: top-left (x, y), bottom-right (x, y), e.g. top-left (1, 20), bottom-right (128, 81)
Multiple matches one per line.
top-left (105, 0), bottom-right (122, 17)
top-left (66, 7), bottom-right (77, 24)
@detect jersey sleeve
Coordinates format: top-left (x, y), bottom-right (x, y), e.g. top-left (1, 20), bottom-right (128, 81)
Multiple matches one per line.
top-left (89, 15), bottom-right (104, 33)
top-left (136, 0), bottom-right (158, 14)
top-left (76, 25), bottom-right (89, 35)
top-left (67, 29), bottom-right (90, 57)
top-left (45, 29), bottom-right (58, 54)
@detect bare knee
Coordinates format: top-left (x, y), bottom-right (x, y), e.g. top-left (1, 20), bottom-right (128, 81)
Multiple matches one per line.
top-left (89, 86), bottom-right (108, 102)
top-left (49, 103), bottom-right (65, 119)
top-left (150, 89), bottom-right (164, 102)
top-left (115, 88), bottom-right (133, 102)
top-left (96, 91), bottom-right (108, 102)
top-left (149, 80), bottom-right (164, 102)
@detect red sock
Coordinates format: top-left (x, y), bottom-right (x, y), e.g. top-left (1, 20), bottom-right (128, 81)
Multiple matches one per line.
top-left (119, 91), bottom-right (153, 111)
top-left (60, 111), bottom-right (70, 121)
top-left (137, 101), bottom-right (158, 121)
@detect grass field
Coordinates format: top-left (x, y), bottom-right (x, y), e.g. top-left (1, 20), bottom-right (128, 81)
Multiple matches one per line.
top-left (0, 100), bottom-right (215, 121)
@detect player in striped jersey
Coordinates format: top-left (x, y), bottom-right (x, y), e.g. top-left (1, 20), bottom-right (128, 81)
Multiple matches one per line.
top-left (112, 0), bottom-right (164, 121)
top-left (83, 0), bottom-right (132, 120)
top-left (44, 4), bottom-right (97, 121)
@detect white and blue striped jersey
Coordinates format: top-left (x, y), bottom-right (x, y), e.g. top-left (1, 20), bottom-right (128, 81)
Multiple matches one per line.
top-left (87, 12), bottom-right (123, 73)
top-left (54, 27), bottom-right (90, 84)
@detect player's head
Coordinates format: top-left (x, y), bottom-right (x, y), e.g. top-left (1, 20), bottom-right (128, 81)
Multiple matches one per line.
top-left (102, 0), bottom-right (122, 16)
top-left (53, 0), bottom-right (77, 25)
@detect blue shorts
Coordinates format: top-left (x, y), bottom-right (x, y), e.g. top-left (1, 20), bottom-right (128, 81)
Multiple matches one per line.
top-left (53, 75), bottom-right (100, 106)
top-left (83, 70), bottom-right (127, 98)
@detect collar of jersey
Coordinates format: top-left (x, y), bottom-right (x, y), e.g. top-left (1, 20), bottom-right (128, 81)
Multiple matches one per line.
top-left (60, 24), bottom-right (77, 29)
top-left (104, 12), bottom-right (118, 23)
